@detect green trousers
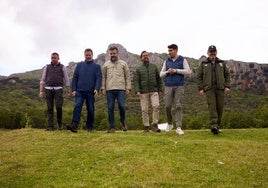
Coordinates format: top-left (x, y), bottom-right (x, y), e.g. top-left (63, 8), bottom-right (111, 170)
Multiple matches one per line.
top-left (205, 87), bottom-right (224, 127)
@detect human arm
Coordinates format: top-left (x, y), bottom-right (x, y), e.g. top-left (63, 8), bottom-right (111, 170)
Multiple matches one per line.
top-left (39, 65), bottom-right (47, 98)
top-left (94, 64), bottom-right (102, 96)
top-left (71, 63), bottom-right (79, 96)
top-left (156, 66), bottom-right (163, 93)
top-left (62, 65), bottom-right (70, 98)
top-left (101, 63), bottom-right (107, 95)
top-left (224, 62), bottom-right (231, 91)
top-left (124, 63), bottom-right (132, 94)
top-left (134, 68), bottom-right (140, 96)
top-left (175, 59), bottom-right (192, 75)
top-left (160, 61), bottom-right (168, 78)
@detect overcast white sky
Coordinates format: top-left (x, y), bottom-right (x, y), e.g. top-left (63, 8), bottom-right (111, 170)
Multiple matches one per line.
top-left (0, 0), bottom-right (267, 76)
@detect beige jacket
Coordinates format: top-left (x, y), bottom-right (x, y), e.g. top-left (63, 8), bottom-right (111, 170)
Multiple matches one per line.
top-left (101, 60), bottom-right (131, 91)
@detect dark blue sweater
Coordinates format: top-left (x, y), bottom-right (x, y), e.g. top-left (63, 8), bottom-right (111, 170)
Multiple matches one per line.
top-left (72, 60), bottom-right (102, 92)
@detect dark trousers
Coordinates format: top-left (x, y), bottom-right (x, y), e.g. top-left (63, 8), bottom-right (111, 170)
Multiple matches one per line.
top-left (205, 87), bottom-right (224, 127)
top-left (106, 90), bottom-right (126, 128)
top-left (72, 91), bottom-right (95, 130)
top-left (45, 89), bottom-right (63, 128)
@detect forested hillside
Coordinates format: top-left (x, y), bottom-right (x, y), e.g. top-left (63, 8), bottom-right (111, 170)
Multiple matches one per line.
top-left (0, 44), bottom-right (267, 129)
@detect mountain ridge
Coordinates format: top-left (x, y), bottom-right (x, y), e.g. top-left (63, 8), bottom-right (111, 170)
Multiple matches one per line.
top-left (1, 43), bottom-right (268, 94)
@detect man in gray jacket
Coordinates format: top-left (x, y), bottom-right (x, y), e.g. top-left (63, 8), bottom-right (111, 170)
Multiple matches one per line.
top-left (101, 46), bottom-right (131, 133)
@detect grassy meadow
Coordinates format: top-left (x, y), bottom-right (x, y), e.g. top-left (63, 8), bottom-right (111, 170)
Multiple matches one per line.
top-left (0, 128), bottom-right (267, 187)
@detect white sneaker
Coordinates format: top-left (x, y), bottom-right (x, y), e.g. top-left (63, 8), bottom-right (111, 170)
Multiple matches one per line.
top-left (176, 127), bottom-right (184, 135)
top-left (166, 124), bottom-right (173, 132)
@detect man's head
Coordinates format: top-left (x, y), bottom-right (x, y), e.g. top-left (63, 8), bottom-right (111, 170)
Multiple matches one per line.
top-left (207, 45), bottom-right (217, 61)
top-left (84, 48), bottom-right (93, 61)
top-left (168, 44), bottom-right (178, 59)
top-left (51, 52), bottom-right (59, 65)
top-left (109, 46), bottom-right (119, 62)
top-left (140, 51), bottom-right (149, 64)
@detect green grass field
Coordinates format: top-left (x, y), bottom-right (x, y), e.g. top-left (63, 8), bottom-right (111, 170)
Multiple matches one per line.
top-left (0, 128), bottom-right (267, 188)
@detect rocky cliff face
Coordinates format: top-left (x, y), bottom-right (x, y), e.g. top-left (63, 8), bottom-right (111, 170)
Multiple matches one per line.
top-left (66, 43), bottom-right (268, 94)
top-left (95, 43), bottom-right (164, 68)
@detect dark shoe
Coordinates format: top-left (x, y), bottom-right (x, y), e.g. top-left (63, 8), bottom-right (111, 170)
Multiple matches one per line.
top-left (87, 128), bottom-right (93, 133)
top-left (107, 128), bottom-right (116, 133)
top-left (58, 125), bottom-right (63, 131)
top-left (143, 126), bottom-right (150, 132)
top-left (121, 122), bottom-right (128, 132)
top-left (45, 127), bottom-right (54, 131)
top-left (211, 125), bottom-right (219, 135)
top-left (66, 124), bottom-right (77, 133)
top-left (151, 124), bottom-right (161, 132)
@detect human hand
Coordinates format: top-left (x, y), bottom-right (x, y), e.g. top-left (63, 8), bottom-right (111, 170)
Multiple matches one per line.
top-left (72, 91), bottom-right (76, 97)
top-left (94, 90), bottom-right (98, 97)
top-left (199, 90), bottom-right (205, 96)
top-left (126, 89), bottom-right (130, 95)
top-left (136, 92), bottom-right (140, 97)
top-left (39, 92), bottom-right (44, 99)
top-left (224, 88), bottom-right (230, 93)
top-left (65, 92), bottom-right (70, 99)
top-left (102, 89), bottom-right (106, 95)
top-left (167, 68), bottom-right (176, 74)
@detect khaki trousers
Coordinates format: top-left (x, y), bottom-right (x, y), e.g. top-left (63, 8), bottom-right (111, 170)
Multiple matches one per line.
top-left (139, 92), bottom-right (160, 126)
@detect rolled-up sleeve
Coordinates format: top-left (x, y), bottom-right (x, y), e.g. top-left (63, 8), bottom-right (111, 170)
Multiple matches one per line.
top-left (62, 66), bottom-right (70, 87)
top-left (40, 65), bottom-right (47, 84)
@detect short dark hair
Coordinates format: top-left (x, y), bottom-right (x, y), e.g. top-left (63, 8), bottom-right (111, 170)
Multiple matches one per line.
top-left (140, 50), bottom-right (148, 58)
top-left (109, 46), bottom-right (118, 52)
top-left (168, 44), bottom-right (178, 50)
top-left (84, 48), bottom-right (93, 54)
top-left (51, 52), bottom-right (59, 57)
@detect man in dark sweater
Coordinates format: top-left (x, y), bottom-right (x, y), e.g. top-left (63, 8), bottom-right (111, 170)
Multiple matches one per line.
top-left (134, 51), bottom-right (163, 132)
top-left (40, 52), bottom-right (70, 131)
top-left (67, 49), bottom-right (102, 133)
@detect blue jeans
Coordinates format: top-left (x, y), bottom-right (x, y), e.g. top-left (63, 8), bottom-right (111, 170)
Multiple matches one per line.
top-left (72, 91), bottom-right (95, 129)
top-left (106, 90), bottom-right (126, 128)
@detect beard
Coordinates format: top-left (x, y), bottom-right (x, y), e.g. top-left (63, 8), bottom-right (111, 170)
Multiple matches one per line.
top-left (110, 56), bottom-right (118, 62)
top-left (143, 60), bottom-right (149, 64)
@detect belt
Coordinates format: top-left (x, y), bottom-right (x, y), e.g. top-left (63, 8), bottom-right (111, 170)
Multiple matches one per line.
top-left (45, 86), bottom-right (63, 90)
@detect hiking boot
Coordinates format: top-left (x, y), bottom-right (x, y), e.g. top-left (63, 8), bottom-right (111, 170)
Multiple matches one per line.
top-left (45, 127), bottom-right (54, 131)
top-left (176, 127), bottom-right (184, 135)
top-left (121, 122), bottom-right (128, 132)
top-left (143, 126), bottom-right (150, 132)
top-left (166, 124), bottom-right (174, 132)
top-left (107, 128), bottom-right (116, 133)
top-left (66, 124), bottom-right (77, 133)
top-left (211, 125), bottom-right (219, 135)
top-left (151, 124), bottom-right (161, 132)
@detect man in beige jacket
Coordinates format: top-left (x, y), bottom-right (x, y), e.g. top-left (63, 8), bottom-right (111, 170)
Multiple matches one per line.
top-left (101, 46), bottom-right (131, 133)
